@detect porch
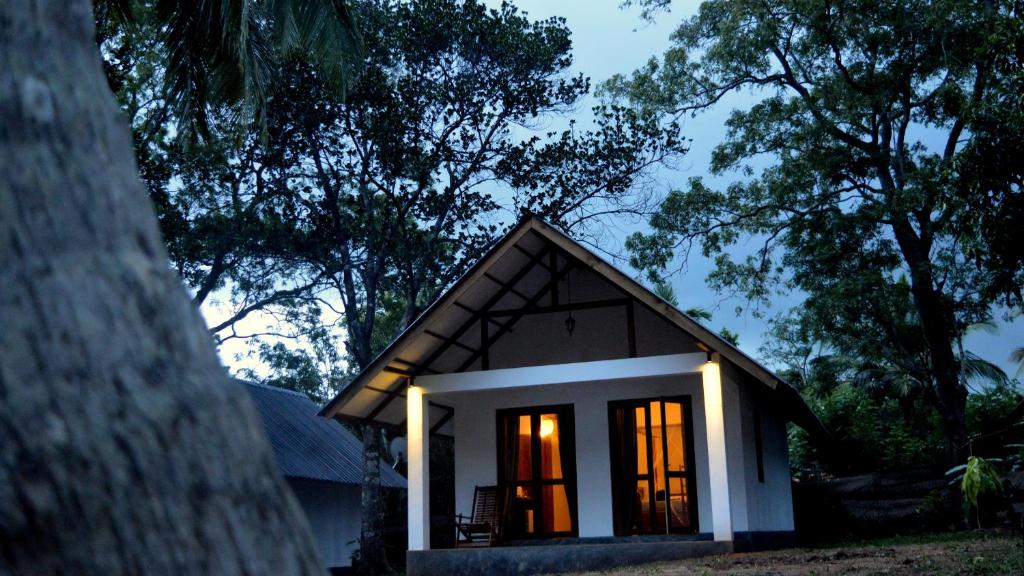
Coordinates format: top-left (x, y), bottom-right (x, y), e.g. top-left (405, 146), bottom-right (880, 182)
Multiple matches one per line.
top-left (319, 217), bottom-right (820, 575)
top-left (407, 353), bottom-right (742, 562)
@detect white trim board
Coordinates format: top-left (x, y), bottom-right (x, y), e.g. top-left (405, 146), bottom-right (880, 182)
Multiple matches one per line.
top-left (416, 353), bottom-right (707, 394)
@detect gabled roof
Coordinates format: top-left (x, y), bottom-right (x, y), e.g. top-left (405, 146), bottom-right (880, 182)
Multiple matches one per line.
top-left (319, 216), bottom-right (825, 437)
top-left (242, 380), bottom-right (406, 488)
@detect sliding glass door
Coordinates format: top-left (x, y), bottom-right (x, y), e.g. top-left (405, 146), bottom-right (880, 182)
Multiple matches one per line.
top-left (497, 405), bottom-right (577, 539)
top-left (608, 397), bottom-right (698, 535)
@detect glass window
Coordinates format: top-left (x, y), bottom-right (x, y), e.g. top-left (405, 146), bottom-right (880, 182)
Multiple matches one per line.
top-left (635, 407), bottom-right (648, 475)
top-left (540, 413), bottom-right (562, 480)
top-left (542, 484), bottom-right (572, 533)
top-left (666, 402), bottom-right (686, 472)
top-left (499, 406), bottom-right (576, 538)
top-left (609, 397), bottom-right (697, 536)
top-left (516, 414), bottom-right (532, 481)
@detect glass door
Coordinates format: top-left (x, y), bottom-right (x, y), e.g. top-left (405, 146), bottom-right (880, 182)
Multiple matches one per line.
top-left (498, 405), bottom-right (577, 539)
top-left (608, 397), bottom-right (697, 535)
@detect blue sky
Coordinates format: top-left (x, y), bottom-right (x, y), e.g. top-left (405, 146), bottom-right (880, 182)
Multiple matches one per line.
top-left (208, 0), bottom-right (1021, 381)
top-left (479, 0), bottom-right (1023, 377)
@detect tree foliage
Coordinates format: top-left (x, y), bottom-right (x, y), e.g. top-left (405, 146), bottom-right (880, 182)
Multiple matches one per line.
top-left (608, 0), bottom-right (1024, 465)
top-left (106, 0), bottom-right (687, 387)
top-left (96, 0), bottom-right (361, 135)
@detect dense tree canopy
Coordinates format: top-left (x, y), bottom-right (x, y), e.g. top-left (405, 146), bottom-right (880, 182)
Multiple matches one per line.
top-left (609, 0), bottom-right (1024, 465)
top-left (102, 2), bottom-right (686, 572)
top-left (105, 0), bottom-right (686, 384)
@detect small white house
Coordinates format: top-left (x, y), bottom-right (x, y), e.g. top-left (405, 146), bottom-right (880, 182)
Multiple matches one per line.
top-left (243, 381), bottom-right (406, 572)
top-left (320, 216), bottom-right (825, 575)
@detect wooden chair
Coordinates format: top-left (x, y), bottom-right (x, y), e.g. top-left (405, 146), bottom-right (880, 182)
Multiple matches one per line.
top-left (455, 485), bottom-right (499, 547)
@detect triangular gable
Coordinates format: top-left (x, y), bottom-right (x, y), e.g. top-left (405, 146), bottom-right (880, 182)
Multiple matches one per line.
top-left (320, 216), bottom-right (824, 437)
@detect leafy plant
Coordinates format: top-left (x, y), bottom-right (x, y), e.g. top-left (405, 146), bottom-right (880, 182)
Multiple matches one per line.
top-left (947, 456), bottom-right (1003, 529)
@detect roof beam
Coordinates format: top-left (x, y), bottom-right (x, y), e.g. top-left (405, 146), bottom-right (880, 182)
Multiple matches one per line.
top-left (428, 353), bottom-right (709, 394)
top-left (391, 357), bottom-right (440, 375)
top-left (453, 301), bottom-right (507, 329)
top-left (414, 244), bottom-right (552, 375)
top-left (456, 254), bottom-right (574, 372)
top-left (483, 273), bottom-right (531, 301)
top-left (513, 244), bottom-right (553, 271)
top-left (364, 378), bottom-right (410, 421)
top-left (430, 405), bottom-right (455, 435)
top-left (382, 366), bottom-right (416, 377)
top-left (423, 330), bottom-right (477, 354)
top-left (485, 297), bottom-right (630, 318)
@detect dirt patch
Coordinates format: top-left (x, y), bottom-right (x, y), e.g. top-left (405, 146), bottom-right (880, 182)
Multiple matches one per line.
top-left (559, 535), bottom-right (1023, 576)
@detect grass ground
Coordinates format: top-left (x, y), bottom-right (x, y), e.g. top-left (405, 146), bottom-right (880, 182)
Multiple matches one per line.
top-left (557, 532), bottom-right (1024, 576)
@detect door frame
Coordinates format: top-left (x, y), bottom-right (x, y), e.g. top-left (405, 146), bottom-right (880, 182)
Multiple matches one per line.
top-left (496, 404), bottom-right (579, 539)
top-left (607, 395), bottom-right (699, 535)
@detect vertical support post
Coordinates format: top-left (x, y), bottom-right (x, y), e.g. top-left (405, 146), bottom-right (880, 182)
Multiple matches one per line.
top-left (549, 251), bottom-right (559, 306)
top-left (702, 353), bottom-right (733, 541)
top-left (480, 317), bottom-right (489, 370)
top-left (626, 300), bottom-right (637, 358)
top-left (407, 384), bottom-right (431, 550)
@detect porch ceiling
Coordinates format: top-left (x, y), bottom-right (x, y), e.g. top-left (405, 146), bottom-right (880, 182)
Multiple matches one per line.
top-left (319, 216), bottom-right (827, 440)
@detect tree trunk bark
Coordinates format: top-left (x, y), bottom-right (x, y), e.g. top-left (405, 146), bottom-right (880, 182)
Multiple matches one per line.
top-left (892, 220), bottom-right (969, 467)
top-left (357, 423), bottom-right (391, 575)
top-left (0, 1), bottom-right (324, 574)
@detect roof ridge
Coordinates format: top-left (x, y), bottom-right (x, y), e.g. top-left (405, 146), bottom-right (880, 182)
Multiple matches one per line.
top-left (235, 378), bottom-right (315, 400)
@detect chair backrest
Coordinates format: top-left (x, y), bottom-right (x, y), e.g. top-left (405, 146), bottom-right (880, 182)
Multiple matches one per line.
top-left (472, 485), bottom-right (499, 526)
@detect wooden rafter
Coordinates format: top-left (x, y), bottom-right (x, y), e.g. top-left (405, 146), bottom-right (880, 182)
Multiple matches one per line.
top-left (549, 250), bottom-right (559, 306)
top-left (414, 244), bottom-right (552, 375)
top-left (453, 301), bottom-right (506, 329)
top-left (485, 297), bottom-right (630, 318)
top-left (364, 378), bottom-right (410, 421)
top-left (430, 404), bottom-right (455, 435)
top-left (382, 366), bottom-right (416, 377)
top-left (513, 244), bottom-right (552, 271)
top-left (455, 249), bottom-right (574, 372)
top-left (391, 357), bottom-right (440, 375)
top-left (483, 273), bottom-right (531, 301)
top-left (423, 330), bottom-right (477, 354)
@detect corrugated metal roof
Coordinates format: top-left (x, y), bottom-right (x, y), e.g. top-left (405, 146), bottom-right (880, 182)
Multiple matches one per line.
top-left (241, 380), bottom-right (406, 488)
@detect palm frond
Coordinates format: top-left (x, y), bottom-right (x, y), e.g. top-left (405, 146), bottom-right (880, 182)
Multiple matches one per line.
top-left (960, 351), bottom-right (1008, 387)
top-left (1011, 346), bottom-right (1024, 376)
top-left (965, 319), bottom-right (999, 335)
top-left (148, 0), bottom-right (360, 137)
top-left (652, 281), bottom-right (680, 307)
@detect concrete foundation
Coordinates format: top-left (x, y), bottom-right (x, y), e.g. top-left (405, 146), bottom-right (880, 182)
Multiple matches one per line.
top-left (407, 539), bottom-right (733, 576)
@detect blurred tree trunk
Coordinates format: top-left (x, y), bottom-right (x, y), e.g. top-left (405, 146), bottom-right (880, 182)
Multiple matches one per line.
top-left (357, 423), bottom-right (390, 575)
top-left (0, 1), bottom-right (324, 574)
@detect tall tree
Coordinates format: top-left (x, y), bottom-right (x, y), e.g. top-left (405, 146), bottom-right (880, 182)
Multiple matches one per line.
top-left (611, 0), bottom-right (1024, 466)
top-left (108, 2), bottom-right (685, 569)
top-left (0, 0), bottom-right (337, 572)
top-left (259, 3), bottom-right (684, 570)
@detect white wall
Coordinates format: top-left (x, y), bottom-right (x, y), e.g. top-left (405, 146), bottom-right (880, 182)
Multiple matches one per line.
top-left (438, 375), bottom-right (713, 537)
top-left (434, 367), bottom-right (795, 539)
top-left (723, 366), bottom-right (795, 533)
top-left (287, 478), bottom-right (361, 568)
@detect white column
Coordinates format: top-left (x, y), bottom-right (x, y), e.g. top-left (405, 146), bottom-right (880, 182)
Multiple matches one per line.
top-left (702, 354), bottom-right (733, 541)
top-left (407, 384), bottom-right (430, 550)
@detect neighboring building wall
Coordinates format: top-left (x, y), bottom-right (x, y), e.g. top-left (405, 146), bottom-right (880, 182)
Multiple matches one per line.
top-left (438, 374), bottom-right (713, 538)
top-left (287, 478), bottom-right (361, 569)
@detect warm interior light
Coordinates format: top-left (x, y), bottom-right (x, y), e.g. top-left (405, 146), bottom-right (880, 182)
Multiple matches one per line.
top-left (540, 418), bottom-right (555, 438)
